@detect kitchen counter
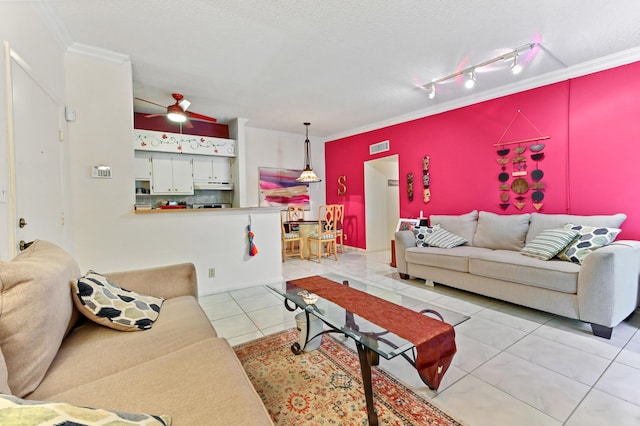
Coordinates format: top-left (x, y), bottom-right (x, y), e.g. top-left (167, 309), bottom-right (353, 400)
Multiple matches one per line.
top-left (133, 206), bottom-right (282, 214)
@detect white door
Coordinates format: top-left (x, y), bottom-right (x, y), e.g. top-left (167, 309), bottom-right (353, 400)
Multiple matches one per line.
top-left (11, 55), bottom-right (64, 254)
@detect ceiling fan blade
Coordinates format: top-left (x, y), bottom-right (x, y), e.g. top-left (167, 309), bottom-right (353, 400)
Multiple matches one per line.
top-left (134, 97), bottom-right (168, 109)
top-left (186, 111), bottom-right (218, 123)
top-left (144, 113), bottom-right (165, 118)
top-left (184, 119), bottom-right (194, 129)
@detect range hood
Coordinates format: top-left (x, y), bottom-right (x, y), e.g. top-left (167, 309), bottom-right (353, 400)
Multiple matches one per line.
top-left (193, 181), bottom-right (234, 190)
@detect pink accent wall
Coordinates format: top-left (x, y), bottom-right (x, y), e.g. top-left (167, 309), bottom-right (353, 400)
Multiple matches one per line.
top-left (325, 61), bottom-right (640, 249)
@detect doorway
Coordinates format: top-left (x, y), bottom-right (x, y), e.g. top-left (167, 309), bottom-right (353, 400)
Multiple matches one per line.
top-left (364, 154), bottom-right (399, 252)
top-left (3, 45), bottom-right (64, 258)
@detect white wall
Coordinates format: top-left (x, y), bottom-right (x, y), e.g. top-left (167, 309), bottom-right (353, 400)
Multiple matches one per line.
top-left (64, 52), bottom-right (282, 295)
top-left (244, 126), bottom-right (326, 217)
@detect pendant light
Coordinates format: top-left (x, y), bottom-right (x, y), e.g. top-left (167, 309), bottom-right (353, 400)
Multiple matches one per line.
top-left (296, 122), bottom-right (322, 183)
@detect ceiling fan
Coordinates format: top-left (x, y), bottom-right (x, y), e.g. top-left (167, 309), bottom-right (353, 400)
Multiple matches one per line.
top-left (134, 93), bottom-right (217, 129)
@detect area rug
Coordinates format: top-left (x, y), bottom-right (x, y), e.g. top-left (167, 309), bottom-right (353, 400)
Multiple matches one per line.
top-left (234, 328), bottom-right (464, 425)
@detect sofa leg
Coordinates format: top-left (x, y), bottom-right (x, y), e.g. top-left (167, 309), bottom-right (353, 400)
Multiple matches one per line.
top-left (399, 273), bottom-right (410, 279)
top-left (591, 323), bottom-right (613, 339)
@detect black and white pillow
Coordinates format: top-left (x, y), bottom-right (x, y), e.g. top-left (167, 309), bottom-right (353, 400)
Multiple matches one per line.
top-left (71, 271), bottom-right (164, 331)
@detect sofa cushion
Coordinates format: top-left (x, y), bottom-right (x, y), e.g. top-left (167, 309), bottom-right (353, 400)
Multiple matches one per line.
top-left (406, 246), bottom-right (492, 273)
top-left (557, 224), bottom-right (622, 264)
top-left (0, 240), bottom-right (80, 397)
top-left (520, 228), bottom-right (579, 260)
top-left (44, 338), bottom-right (274, 426)
top-left (0, 394), bottom-right (170, 425)
top-left (473, 211), bottom-right (530, 250)
top-left (526, 212), bottom-right (626, 243)
top-left (0, 349), bottom-right (9, 394)
top-left (469, 250), bottom-right (580, 293)
top-left (72, 271), bottom-right (164, 331)
top-left (31, 296), bottom-right (216, 400)
top-left (417, 225), bottom-right (467, 248)
top-left (429, 210), bottom-right (478, 246)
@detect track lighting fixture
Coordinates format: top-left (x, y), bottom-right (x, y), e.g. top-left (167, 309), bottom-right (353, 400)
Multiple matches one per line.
top-left (420, 42), bottom-right (536, 99)
top-left (464, 70), bottom-right (476, 89)
top-left (425, 83), bottom-right (436, 99)
top-left (510, 54), bottom-right (522, 75)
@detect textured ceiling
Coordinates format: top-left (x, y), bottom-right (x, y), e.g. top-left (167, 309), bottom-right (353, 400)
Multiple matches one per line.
top-left (38, 0), bottom-right (640, 136)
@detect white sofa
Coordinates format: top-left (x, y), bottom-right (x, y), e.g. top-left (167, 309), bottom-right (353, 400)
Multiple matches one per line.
top-left (394, 211), bottom-right (640, 338)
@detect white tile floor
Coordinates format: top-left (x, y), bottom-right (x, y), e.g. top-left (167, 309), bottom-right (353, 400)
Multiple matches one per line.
top-left (198, 250), bottom-right (640, 425)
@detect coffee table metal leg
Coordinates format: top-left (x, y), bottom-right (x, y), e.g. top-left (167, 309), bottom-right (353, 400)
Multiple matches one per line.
top-left (356, 341), bottom-right (379, 426)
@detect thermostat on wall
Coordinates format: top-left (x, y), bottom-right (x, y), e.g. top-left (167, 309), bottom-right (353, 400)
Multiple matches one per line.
top-left (91, 165), bottom-right (112, 179)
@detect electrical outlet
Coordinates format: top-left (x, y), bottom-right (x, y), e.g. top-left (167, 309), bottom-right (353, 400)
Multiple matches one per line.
top-left (208, 268), bottom-right (215, 278)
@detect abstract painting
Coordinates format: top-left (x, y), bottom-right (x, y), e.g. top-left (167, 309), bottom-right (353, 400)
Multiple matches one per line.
top-left (259, 167), bottom-right (310, 207)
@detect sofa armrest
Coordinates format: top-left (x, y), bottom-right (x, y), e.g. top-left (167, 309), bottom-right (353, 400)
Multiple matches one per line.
top-left (395, 230), bottom-right (416, 275)
top-left (104, 263), bottom-right (198, 299)
top-left (578, 240), bottom-right (640, 327)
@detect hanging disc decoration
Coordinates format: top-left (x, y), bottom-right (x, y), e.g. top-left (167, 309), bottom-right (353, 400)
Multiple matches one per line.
top-left (531, 169), bottom-right (544, 181)
top-left (499, 172), bottom-right (509, 182)
top-left (532, 191), bottom-right (544, 202)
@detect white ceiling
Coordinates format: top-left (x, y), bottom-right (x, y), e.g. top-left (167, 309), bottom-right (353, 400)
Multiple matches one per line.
top-left (38, 0), bottom-right (640, 137)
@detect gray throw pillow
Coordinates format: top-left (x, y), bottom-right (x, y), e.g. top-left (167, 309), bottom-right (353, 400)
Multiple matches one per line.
top-left (474, 211), bottom-right (531, 251)
top-left (429, 210), bottom-right (478, 246)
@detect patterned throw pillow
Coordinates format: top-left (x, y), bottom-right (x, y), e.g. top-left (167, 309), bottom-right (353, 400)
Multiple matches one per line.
top-left (414, 226), bottom-right (432, 247)
top-left (520, 228), bottom-right (579, 260)
top-left (419, 224), bottom-right (467, 249)
top-left (0, 394), bottom-right (171, 425)
top-left (556, 223), bottom-right (621, 264)
top-left (71, 271), bottom-right (164, 331)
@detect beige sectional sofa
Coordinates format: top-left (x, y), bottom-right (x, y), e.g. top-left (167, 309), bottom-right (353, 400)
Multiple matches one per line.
top-left (0, 240), bottom-right (273, 425)
top-left (395, 211), bottom-right (640, 339)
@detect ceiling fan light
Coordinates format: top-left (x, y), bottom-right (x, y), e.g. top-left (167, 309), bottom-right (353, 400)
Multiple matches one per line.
top-left (167, 105), bottom-right (187, 122)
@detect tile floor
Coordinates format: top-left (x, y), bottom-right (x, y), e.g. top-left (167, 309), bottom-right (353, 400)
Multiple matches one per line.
top-left (198, 249), bottom-right (640, 425)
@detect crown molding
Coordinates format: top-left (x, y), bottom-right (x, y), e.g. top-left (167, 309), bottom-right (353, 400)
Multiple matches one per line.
top-left (326, 46), bottom-right (640, 142)
top-left (67, 43), bottom-right (130, 64)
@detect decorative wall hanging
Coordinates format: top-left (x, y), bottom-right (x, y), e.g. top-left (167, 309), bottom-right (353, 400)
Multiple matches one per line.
top-left (422, 156), bottom-right (431, 203)
top-left (337, 175), bottom-right (347, 195)
top-left (258, 167), bottom-right (309, 207)
top-left (407, 173), bottom-right (414, 201)
top-left (493, 110), bottom-right (549, 211)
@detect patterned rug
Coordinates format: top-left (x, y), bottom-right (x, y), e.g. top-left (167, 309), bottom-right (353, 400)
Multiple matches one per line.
top-left (234, 328), bottom-right (464, 425)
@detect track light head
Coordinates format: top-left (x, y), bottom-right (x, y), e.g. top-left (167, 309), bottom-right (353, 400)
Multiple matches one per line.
top-left (425, 83), bottom-right (436, 99)
top-left (464, 70), bottom-right (476, 89)
top-left (510, 54), bottom-right (522, 75)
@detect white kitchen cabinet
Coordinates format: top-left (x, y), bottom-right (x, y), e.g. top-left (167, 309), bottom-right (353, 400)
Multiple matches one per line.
top-left (151, 154), bottom-right (193, 195)
top-left (133, 152), bottom-right (152, 180)
top-left (192, 156), bottom-right (232, 182)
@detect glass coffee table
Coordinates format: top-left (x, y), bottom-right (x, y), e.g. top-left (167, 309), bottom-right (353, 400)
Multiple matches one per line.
top-left (268, 273), bottom-right (469, 426)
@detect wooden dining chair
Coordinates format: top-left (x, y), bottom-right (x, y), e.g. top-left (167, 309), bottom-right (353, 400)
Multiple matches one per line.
top-left (286, 205), bottom-right (305, 222)
top-left (307, 204), bottom-right (338, 263)
top-left (281, 211), bottom-right (304, 261)
top-left (334, 204), bottom-right (345, 252)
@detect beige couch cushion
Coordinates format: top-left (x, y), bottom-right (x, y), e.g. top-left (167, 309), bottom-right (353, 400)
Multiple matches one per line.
top-left (430, 210), bottom-right (478, 246)
top-left (30, 295), bottom-right (217, 400)
top-left (0, 240), bottom-right (80, 397)
top-left (44, 338), bottom-right (274, 426)
top-left (474, 211), bottom-right (530, 250)
top-left (526, 212), bottom-right (626, 243)
top-left (469, 250), bottom-right (580, 293)
top-left (0, 348), bottom-right (9, 394)
top-left (406, 246), bottom-right (491, 273)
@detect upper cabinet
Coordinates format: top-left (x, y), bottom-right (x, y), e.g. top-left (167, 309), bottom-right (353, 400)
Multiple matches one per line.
top-left (133, 129), bottom-right (236, 157)
top-left (192, 156), bottom-right (232, 183)
top-left (150, 154), bottom-right (193, 195)
top-left (134, 152), bottom-right (152, 180)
